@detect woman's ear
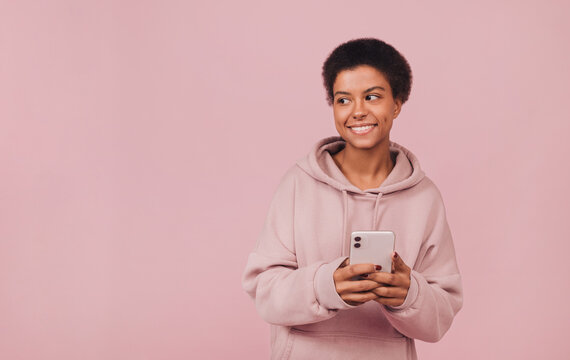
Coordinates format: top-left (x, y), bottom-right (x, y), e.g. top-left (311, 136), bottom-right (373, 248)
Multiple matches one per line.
top-left (393, 99), bottom-right (403, 118)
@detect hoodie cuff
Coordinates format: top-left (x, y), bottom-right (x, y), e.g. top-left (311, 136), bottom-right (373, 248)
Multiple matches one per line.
top-left (386, 269), bottom-right (419, 311)
top-left (314, 256), bottom-right (357, 310)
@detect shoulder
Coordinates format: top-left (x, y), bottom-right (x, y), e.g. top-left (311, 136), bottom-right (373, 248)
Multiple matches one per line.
top-left (412, 176), bottom-right (449, 219)
top-left (276, 162), bottom-right (324, 189)
top-left (416, 176), bottom-right (444, 199)
top-left (269, 164), bottom-right (312, 201)
top-left (399, 175), bottom-right (447, 213)
top-left (275, 164), bottom-right (305, 189)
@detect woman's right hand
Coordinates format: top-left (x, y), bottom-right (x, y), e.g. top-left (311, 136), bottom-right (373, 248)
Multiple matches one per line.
top-left (333, 259), bottom-right (381, 306)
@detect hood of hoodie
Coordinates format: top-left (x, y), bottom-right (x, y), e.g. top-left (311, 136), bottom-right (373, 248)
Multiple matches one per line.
top-left (296, 136), bottom-right (425, 195)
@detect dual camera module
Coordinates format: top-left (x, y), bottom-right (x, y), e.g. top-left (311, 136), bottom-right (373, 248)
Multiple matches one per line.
top-left (354, 236), bottom-right (361, 248)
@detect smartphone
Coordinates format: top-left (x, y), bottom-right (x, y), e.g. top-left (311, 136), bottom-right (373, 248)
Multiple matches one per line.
top-left (349, 231), bottom-right (395, 274)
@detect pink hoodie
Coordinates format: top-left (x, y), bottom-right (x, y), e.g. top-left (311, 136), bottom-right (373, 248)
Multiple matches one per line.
top-left (242, 137), bottom-right (463, 359)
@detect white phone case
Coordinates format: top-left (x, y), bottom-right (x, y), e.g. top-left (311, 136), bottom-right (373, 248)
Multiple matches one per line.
top-left (349, 231), bottom-right (395, 273)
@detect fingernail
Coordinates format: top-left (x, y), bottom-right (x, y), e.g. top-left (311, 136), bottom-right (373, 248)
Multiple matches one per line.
top-left (375, 265), bottom-right (382, 270)
top-left (394, 252), bottom-right (399, 259)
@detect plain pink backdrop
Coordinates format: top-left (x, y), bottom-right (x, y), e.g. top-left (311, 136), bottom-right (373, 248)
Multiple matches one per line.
top-left (1, 1), bottom-right (569, 359)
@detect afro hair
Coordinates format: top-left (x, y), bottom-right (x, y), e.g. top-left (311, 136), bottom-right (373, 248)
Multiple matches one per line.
top-left (322, 38), bottom-right (412, 106)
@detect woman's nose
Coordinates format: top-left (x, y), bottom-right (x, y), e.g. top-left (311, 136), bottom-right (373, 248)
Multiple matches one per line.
top-left (352, 101), bottom-right (367, 119)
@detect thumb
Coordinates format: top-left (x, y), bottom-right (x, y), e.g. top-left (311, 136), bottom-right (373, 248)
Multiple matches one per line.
top-left (391, 251), bottom-right (409, 274)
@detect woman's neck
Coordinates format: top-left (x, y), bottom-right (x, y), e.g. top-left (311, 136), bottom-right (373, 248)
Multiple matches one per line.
top-left (332, 141), bottom-right (394, 190)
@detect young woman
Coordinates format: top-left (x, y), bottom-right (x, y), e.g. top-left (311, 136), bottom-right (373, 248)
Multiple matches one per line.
top-left (242, 38), bottom-right (463, 360)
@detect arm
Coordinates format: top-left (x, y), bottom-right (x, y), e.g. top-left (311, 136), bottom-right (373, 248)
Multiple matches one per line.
top-left (377, 196), bottom-right (463, 342)
top-left (241, 169), bottom-right (355, 326)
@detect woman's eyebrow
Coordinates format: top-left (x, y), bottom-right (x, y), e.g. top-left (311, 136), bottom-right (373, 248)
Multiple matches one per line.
top-left (333, 91), bottom-right (351, 97)
top-left (364, 86), bottom-right (386, 92)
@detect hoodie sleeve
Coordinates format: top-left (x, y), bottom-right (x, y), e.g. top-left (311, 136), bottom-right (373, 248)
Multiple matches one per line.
top-left (242, 168), bottom-right (355, 327)
top-left (380, 187), bottom-right (463, 343)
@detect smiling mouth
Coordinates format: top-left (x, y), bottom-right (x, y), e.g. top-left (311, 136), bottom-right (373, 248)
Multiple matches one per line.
top-left (348, 124), bottom-right (377, 134)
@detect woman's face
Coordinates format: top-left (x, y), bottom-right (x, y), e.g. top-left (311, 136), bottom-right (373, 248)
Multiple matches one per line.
top-left (332, 65), bottom-right (402, 151)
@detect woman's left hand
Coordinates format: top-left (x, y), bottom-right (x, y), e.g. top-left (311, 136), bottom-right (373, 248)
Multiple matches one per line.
top-left (367, 252), bottom-right (411, 307)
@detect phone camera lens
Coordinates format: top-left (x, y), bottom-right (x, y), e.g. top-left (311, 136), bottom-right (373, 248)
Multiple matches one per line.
top-left (355, 237), bottom-right (361, 242)
top-left (354, 243), bottom-right (361, 248)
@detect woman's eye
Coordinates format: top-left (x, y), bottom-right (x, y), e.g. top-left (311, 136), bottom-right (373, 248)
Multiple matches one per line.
top-left (337, 98), bottom-right (350, 105)
top-left (366, 94), bottom-right (381, 101)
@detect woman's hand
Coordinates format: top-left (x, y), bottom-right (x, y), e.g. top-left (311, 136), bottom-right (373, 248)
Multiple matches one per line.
top-left (368, 252), bottom-right (411, 307)
top-left (333, 259), bottom-right (382, 306)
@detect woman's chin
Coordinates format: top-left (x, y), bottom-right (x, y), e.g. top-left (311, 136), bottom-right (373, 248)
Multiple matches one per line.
top-left (344, 137), bottom-right (388, 151)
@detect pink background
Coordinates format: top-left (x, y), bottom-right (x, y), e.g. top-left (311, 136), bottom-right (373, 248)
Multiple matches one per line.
top-left (1, 1), bottom-right (569, 359)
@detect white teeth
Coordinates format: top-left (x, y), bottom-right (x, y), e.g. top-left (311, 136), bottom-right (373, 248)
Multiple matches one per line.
top-left (351, 125), bottom-right (374, 132)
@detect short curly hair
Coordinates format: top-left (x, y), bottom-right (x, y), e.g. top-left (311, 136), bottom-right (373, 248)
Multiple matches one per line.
top-left (322, 38), bottom-right (412, 106)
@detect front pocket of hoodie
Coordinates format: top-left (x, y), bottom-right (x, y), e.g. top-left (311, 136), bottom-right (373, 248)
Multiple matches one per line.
top-left (284, 328), bottom-right (411, 360)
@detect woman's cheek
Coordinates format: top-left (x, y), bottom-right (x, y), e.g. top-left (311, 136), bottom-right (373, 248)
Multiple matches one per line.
top-left (334, 109), bottom-right (350, 123)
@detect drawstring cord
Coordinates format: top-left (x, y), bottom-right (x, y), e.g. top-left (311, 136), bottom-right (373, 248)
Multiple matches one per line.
top-left (341, 190), bottom-right (348, 256)
top-left (373, 192), bottom-right (383, 229)
top-left (341, 190), bottom-right (383, 256)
